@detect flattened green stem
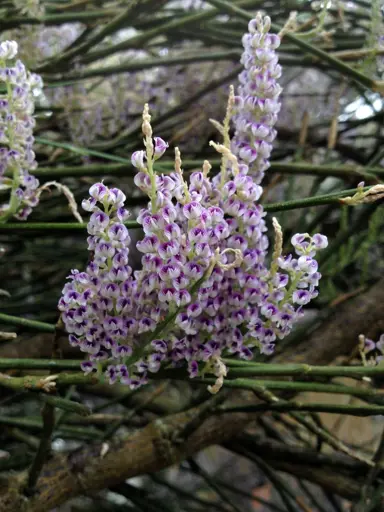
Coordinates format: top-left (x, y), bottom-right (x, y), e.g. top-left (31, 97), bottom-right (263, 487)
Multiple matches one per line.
top-left (3, 357), bottom-right (384, 380)
top-left (0, 371), bottom-right (97, 392)
top-left (222, 360), bottom-right (384, 379)
top-left (0, 415), bottom-right (102, 439)
top-left (0, 312), bottom-right (55, 332)
top-left (33, 161), bottom-right (384, 181)
top-left (264, 185), bottom-right (371, 212)
top-left (25, 402), bottom-right (55, 495)
top-left (195, 377), bottom-right (384, 402)
top-left (218, 402), bottom-right (384, 417)
top-left (0, 358), bottom-right (82, 370)
top-left (40, 394), bottom-right (91, 416)
top-left (35, 136), bottom-right (132, 163)
top-left (2, 9), bottom-right (119, 30)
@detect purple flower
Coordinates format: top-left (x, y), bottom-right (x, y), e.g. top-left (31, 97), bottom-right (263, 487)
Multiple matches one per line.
top-left (80, 361), bottom-right (97, 374)
top-left (131, 150), bottom-right (146, 170)
top-left (153, 137), bottom-right (169, 159)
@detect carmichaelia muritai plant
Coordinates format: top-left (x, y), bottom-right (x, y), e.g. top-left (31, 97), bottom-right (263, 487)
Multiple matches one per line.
top-left (59, 15), bottom-right (328, 393)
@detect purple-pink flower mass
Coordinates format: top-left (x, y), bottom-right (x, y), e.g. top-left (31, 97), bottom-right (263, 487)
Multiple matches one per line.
top-left (59, 14), bottom-right (328, 392)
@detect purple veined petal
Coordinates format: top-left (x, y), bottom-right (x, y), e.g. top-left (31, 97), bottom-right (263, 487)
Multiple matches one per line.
top-left (194, 243), bottom-right (212, 259)
top-left (187, 302), bottom-right (202, 317)
top-left (292, 289), bottom-right (311, 306)
top-left (183, 201), bottom-right (203, 220)
top-left (188, 360), bottom-right (199, 378)
top-left (151, 339), bottom-right (168, 353)
top-left (138, 317), bottom-right (156, 333)
top-left (108, 222), bottom-right (129, 242)
top-left (89, 183), bottom-right (108, 201)
top-left (112, 344), bottom-right (133, 359)
top-left (160, 205), bottom-right (177, 224)
top-left (137, 235), bottom-right (159, 254)
top-left (377, 334), bottom-right (384, 353)
top-left (90, 350), bottom-right (109, 362)
top-left (159, 263), bottom-right (181, 281)
top-left (105, 365), bottom-right (118, 385)
top-left (134, 171), bottom-right (151, 191)
top-left (89, 210), bottom-right (109, 231)
top-left (297, 255), bottom-right (318, 275)
top-left (80, 361), bottom-right (97, 374)
top-left (364, 337), bottom-right (376, 353)
top-left (291, 233), bottom-right (307, 247)
top-left (69, 334), bottom-right (81, 347)
top-left (131, 150), bottom-right (146, 169)
top-left (153, 136), bottom-right (169, 159)
top-left (190, 171), bottom-right (205, 189)
top-left (240, 346), bottom-right (253, 360)
top-left (148, 353), bottom-right (163, 373)
top-left (158, 240), bottom-right (180, 259)
top-left (312, 233), bottom-right (328, 250)
top-left (82, 197), bottom-right (97, 212)
top-left (172, 274), bottom-right (190, 291)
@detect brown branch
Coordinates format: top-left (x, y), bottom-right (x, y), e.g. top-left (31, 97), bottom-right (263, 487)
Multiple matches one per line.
top-left (1, 280), bottom-right (383, 511)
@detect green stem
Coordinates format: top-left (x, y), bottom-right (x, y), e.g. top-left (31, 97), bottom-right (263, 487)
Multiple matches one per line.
top-left (25, 402), bottom-right (55, 495)
top-left (0, 415), bottom-right (102, 439)
top-left (2, 9), bottom-right (119, 29)
top-left (195, 377), bottom-right (384, 402)
top-left (263, 185), bottom-right (372, 212)
top-left (40, 394), bottom-right (91, 416)
top-left (0, 371), bottom-right (97, 392)
top-left (0, 312), bottom-right (55, 332)
top-left (218, 402), bottom-right (384, 417)
top-left (35, 136), bottom-right (132, 163)
top-left (0, 358), bottom-right (81, 370)
top-left (222, 361), bottom-right (384, 379)
top-left (32, 161), bottom-right (384, 181)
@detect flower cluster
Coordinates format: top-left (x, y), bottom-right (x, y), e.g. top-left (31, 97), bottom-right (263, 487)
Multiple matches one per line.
top-left (59, 14), bottom-right (328, 392)
top-left (0, 41), bottom-right (42, 221)
top-left (232, 14), bottom-right (282, 184)
top-left (60, 120), bottom-right (327, 390)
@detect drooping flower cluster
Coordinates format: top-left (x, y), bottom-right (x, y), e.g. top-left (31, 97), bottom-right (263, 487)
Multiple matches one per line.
top-left (232, 14), bottom-right (282, 184)
top-left (59, 14), bottom-right (329, 391)
top-left (0, 41), bottom-right (42, 221)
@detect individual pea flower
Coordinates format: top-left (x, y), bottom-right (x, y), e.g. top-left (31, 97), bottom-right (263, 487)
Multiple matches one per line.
top-left (359, 333), bottom-right (384, 366)
top-left (153, 137), bottom-right (169, 159)
top-left (0, 41), bottom-right (42, 221)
